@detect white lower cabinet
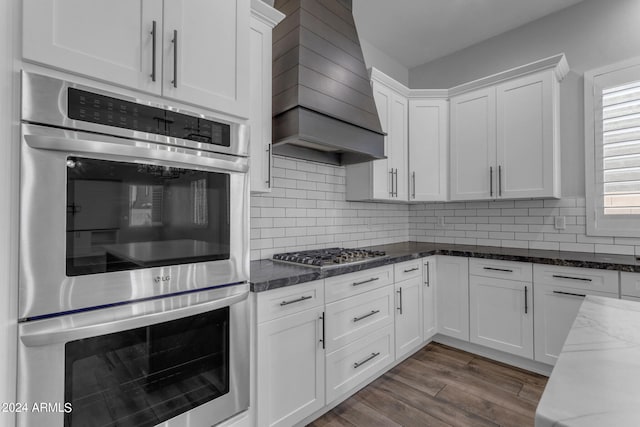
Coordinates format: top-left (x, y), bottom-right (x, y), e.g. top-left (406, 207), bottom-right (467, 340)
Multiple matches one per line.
top-left (423, 257), bottom-right (437, 340)
top-left (533, 265), bottom-right (619, 365)
top-left (469, 275), bottom-right (533, 358)
top-left (256, 282), bottom-right (325, 427)
top-left (325, 324), bottom-right (395, 404)
top-left (395, 274), bottom-right (423, 359)
top-left (436, 256), bottom-right (470, 341)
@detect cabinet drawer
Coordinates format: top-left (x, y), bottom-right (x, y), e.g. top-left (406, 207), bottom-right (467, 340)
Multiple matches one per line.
top-left (325, 266), bottom-right (393, 303)
top-left (325, 285), bottom-right (394, 353)
top-left (469, 258), bottom-right (532, 282)
top-left (394, 259), bottom-right (423, 282)
top-left (533, 265), bottom-right (619, 295)
top-left (325, 324), bottom-right (394, 404)
top-left (621, 272), bottom-right (640, 298)
top-left (257, 280), bottom-right (324, 323)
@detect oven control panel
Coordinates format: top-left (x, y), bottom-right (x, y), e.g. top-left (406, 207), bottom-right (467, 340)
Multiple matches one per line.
top-left (67, 88), bottom-right (230, 147)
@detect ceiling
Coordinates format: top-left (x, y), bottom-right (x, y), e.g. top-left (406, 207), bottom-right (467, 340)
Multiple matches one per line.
top-left (352, 0), bottom-right (584, 69)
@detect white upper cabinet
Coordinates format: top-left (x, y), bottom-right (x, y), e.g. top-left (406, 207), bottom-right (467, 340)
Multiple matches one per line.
top-left (23, 0), bottom-right (163, 95)
top-left (24, 0), bottom-right (251, 117)
top-left (408, 98), bottom-right (449, 201)
top-left (249, 1), bottom-right (284, 193)
top-left (163, 0), bottom-right (250, 117)
top-left (346, 70), bottom-right (409, 201)
top-left (449, 55), bottom-right (568, 201)
top-left (496, 71), bottom-right (559, 199)
top-left (450, 87), bottom-right (496, 200)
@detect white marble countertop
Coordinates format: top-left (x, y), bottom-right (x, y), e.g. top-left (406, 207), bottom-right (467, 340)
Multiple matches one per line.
top-left (536, 296), bottom-right (640, 426)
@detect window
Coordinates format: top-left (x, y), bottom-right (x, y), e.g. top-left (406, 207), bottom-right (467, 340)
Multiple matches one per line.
top-left (585, 57), bottom-right (640, 236)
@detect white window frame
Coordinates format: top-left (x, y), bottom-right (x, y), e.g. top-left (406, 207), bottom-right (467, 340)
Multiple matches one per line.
top-left (585, 56), bottom-right (640, 237)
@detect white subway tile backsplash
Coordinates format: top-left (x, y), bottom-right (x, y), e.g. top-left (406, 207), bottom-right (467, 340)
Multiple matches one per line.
top-left (253, 164), bottom-right (633, 260)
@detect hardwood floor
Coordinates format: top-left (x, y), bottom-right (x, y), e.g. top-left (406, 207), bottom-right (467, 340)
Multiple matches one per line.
top-left (308, 343), bottom-right (547, 427)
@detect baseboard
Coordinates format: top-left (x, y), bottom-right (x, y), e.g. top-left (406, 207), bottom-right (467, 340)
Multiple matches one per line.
top-left (432, 334), bottom-right (554, 376)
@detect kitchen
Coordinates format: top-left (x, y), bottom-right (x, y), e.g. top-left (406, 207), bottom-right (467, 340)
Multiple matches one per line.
top-left (2, 0), bottom-right (640, 426)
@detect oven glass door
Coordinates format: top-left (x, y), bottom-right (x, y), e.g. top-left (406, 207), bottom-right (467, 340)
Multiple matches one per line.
top-left (66, 156), bottom-right (230, 276)
top-left (64, 306), bottom-right (229, 427)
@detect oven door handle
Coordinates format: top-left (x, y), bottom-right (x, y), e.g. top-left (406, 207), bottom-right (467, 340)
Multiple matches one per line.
top-left (20, 291), bottom-right (248, 347)
top-left (24, 133), bottom-right (248, 174)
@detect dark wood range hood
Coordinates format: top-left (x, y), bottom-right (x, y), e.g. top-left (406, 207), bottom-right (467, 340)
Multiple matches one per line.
top-left (271, 0), bottom-right (385, 165)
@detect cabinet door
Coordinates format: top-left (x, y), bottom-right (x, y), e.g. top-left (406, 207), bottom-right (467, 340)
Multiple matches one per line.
top-left (469, 276), bottom-right (533, 358)
top-left (435, 256), bottom-right (469, 341)
top-left (249, 16), bottom-right (272, 193)
top-left (409, 99), bottom-right (448, 201)
top-left (423, 257), bottom-right (437, 340)
top-left (395, 276), bottom-right (423, 359)
top-left (450, 87), bottom-right (496, 200)
top-left (23, 0), bottom-right (162, 95)
top-left (163, 0), bottom-right (250, 117)
top-left (257, 307), bottom-right (325, 427)
top-left (497, 71), bottom-right (558, 199)
top-left (369, 81), bottom-right (392, 200)
top-left (389, 91), bottom-right (408, 200)
top-left (534, 285), bottom-right (615, 365)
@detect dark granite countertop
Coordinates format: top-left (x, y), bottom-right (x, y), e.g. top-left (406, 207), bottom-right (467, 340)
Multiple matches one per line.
top-left (250, 241), bottom-right (640, 292)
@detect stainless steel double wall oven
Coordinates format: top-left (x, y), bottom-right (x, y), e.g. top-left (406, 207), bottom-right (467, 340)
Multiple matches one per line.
top-left (17, 72), bottom-right (250, 427)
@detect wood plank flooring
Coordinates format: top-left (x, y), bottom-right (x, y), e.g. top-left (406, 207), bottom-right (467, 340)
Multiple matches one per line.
top-left (308, 343), bottom-right (547, 427)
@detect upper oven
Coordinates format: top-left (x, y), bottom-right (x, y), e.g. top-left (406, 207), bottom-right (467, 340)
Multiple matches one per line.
top-left (19, 72), bottom-right (250, 320)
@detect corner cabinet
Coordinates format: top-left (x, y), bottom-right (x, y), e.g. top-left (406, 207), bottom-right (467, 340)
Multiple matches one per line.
top-left (249, 1), bottom-right (285, 193)
top-left (449, 54), bottom-right (568, 201)
top-left (394, 261), bottom-right (423, 359)
top-left (435, 256), bottom-right (469, 341)
top-left (346, 69), bottom-right (408, 201)
top-left (23, 0), bottom-right (251, 117)
top-left (422, 257), bottom-right (437, 340)
top-left (408, 97), bottom-right (449, 201)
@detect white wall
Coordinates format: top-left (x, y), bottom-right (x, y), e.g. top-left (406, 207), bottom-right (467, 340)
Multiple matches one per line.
top-left (250, 156), bottom-right (409, 260)
top-left (409, 0), bottom-right (640, 197)
top-left (359, 38), bottom-right (409, 86)
top-left (0, 0), bottom-right (19, 425)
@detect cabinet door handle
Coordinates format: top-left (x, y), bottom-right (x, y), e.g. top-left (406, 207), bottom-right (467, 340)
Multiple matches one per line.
top-left (280, 295), bottom-right (312, 306)
top-left (425, 262), bottom-right (430, 286)
top-left (412, 171), bottom-right (416, 199)
top-left (353, 352), bottom-right (380, 369)
top-left (389, 169), bottom-right (393, 197)
top-left (353, 310), bottom-right (380, 323)
top-left (171, 30), bottom-right (178, 88)
top-left (265, 144), bottom-right (271, 187)
top-left (319, 312), bottom-right (325, 349)
top-left (552, 275), bottom-right (592, 282)
top-left (352, 277), bottom-right (379, 287)
top-left (397, 287), bottom-right (403, 314)
top-left (498, 165), bottom-right (503, 197)
top-left (150, 21), bottom-right (157, 82)
top-left (489, 166), bottom-right (493, 197)
top-left (524, 285), bottom-right (528, 314)
top-left (553, 290), bottom-right (587, 298)
top-left (483, 267), bottom-right (513, 273)
top-left (404, 267), bottom-right (419, 273)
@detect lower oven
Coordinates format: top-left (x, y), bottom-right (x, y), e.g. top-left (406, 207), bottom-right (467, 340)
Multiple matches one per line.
top-left (17, 283), bottom-right (249, 427)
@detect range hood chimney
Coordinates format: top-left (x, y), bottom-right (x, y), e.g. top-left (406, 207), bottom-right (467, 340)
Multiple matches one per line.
top-left (271, 0), bottom-right (385, 165)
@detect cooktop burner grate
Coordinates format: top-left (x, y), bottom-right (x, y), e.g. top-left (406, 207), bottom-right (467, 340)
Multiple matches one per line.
top-left (272, 247), bottom-right (387, 268)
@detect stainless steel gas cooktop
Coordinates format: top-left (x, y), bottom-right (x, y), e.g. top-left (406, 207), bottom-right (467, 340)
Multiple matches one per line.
top-left (272, 248), bottom-right (387, 268)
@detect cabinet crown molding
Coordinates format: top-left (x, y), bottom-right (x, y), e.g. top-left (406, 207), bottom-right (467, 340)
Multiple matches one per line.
top-left (448, 53), bottom-right (569, 97)
top-left (371, 53), bottom-right (569, 100)
top-left (251, 0), bottom-right (285, 27)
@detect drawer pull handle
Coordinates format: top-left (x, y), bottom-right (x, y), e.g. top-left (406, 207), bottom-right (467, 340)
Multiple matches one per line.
top-left (404, 267), bottom-right (420, 273)
top-left (352, 277), bottom-right (379, 287)
top-left (483, 267), bottom-right (513, 273)
top-left (280, 295), bottom-right (312, 306)
top-left (397, 287), bottom-right (403, 314)
top-left (552, 274), bottom-right (592, 282)
top-left (553, 290), bottom-right (587, 298)
top-left (353, 352), bottom-right (380, 369)
top-left (150, 20), bottom-right (157, 82)
top-left (319, 313), bottom-right (325, 349)
top-left (524, 286), bottom-right (528, 314)
top-left (353, 310), bottom-right (380, 323)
